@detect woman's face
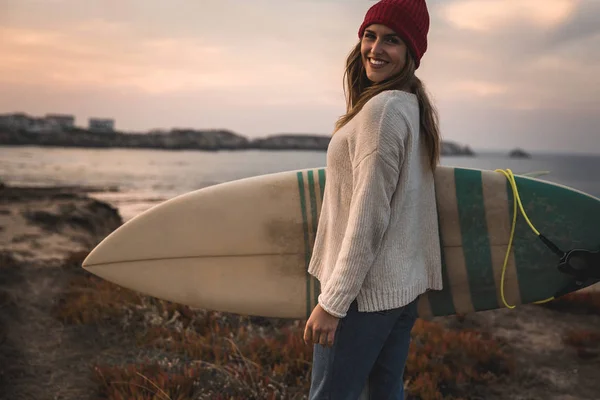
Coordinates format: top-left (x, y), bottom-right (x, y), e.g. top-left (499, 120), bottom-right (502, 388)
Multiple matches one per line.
top-left (360, 24), bottom-right (407, 83)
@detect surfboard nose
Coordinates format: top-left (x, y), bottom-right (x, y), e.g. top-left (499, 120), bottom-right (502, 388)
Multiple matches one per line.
top-left (81, 244), bottom-right (104, 269)
top-left (81, 221), bottom-right (131, 269)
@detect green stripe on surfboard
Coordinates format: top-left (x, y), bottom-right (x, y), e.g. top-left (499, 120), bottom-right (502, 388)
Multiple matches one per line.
top-left (307, 170), bottom-right (320, 308)
top-left (296, 171), bottom-right (312, 317)
top-left (454, 169), bottom-right (498, 311)
top-left (507, 176), bottom-right (575, 304)
top-left (427, 228), bottom-right (456, 316)
top-left (318, 168), bottom-right (325, 201)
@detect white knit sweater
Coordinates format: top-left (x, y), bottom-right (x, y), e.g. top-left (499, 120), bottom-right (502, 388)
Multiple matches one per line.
top-left (308, 90), bottom-right (443, 318)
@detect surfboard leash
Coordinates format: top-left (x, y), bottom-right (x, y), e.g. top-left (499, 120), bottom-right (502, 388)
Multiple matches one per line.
top-left (494, 168), bottom-right (600, 309)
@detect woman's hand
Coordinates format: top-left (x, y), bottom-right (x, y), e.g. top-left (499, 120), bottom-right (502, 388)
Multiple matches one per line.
top-left (303, 304), bottom-right (340, 347)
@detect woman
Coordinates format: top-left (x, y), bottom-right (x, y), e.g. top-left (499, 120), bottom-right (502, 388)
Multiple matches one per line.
top-left (303, 0), bottom-right (443, 398)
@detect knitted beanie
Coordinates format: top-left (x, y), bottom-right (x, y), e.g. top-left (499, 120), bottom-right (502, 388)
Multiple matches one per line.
top-left (358, 0), bottom-right (430, 68)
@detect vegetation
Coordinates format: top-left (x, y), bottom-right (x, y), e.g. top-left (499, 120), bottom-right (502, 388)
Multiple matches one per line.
top-left (544, 290), bottom-right (600, 315)
top-left (54, 252), bottom-right (524, 399)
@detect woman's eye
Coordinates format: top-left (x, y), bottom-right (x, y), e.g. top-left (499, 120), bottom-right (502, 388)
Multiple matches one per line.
top-left (363, 33), bottom-right (399, 44)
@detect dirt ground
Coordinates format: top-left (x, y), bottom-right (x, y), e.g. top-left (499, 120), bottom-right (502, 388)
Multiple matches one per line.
top-left (0, 186), bottom-right (126, 399)
top-left (448, 304), bottom-right (600, 400)
top-left (1, 185), bottom-right (599, 400)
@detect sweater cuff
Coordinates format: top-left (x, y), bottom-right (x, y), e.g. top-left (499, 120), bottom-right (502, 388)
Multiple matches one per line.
top-left (317, 293), bottom-right (350, 319)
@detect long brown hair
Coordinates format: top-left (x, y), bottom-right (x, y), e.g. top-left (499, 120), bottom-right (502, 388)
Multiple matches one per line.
top-left (334, 42), bottom-right (441, 170)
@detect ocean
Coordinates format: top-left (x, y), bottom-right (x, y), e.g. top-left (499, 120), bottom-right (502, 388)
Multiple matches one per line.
top-left (1, 145), bottom-right (599, 222)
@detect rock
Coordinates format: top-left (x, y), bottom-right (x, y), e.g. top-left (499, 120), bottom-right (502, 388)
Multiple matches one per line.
top-left (441, 141), bottom-right (476, 156)
top-left (509, 148), bottom-right (531, 158)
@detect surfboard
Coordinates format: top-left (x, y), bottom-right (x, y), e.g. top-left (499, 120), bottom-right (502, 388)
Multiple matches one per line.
top-left (82, 166), bottom-right (600, 319)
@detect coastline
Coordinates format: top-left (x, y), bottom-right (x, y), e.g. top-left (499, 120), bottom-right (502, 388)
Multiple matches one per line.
top-left (0, 184), bottom-right (122, 263)
top-left (1, 183), bottom-right (599, 399)
top-left (0, 128), bottom-right (476, 156)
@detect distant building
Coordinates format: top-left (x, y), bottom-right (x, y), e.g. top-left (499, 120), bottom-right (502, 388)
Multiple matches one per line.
top-left (28, 117), bottom-right (54, 133)
top-left (0, 112), bottom-right (76, 133)
top-left (45, 114), bottom-right (75, 130)
top-left (0, 112), bottom-right (35, 131)
top-left (89, 118), bottom-right (115, 132)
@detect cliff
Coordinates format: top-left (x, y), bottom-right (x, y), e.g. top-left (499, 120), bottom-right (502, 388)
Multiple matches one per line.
top-left (0, 184), bottom-right (122, 262)
top-left (0, 128), bottom-right (248, 151)
top-left (0, 128), bottom-right (475, 156)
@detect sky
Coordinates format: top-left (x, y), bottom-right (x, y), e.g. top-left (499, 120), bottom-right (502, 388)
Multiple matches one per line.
top-left (1, 0), bottom-right (599, 153)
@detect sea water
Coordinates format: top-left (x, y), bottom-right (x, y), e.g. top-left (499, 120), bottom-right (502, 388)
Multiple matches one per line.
top-left (1, 145), bottom-right (599, 222)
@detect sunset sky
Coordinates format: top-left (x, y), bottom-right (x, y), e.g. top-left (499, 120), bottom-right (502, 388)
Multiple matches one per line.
top-left (1, 0), bottom-right (599, 153)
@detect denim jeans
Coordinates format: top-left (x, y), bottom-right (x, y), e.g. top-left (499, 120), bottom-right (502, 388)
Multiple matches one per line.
top-left (308, 297), bottom-right (418, 400)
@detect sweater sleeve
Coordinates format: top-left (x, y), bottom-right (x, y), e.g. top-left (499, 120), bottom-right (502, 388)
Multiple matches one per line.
top-left (317, 96), bottom-right (409, 318)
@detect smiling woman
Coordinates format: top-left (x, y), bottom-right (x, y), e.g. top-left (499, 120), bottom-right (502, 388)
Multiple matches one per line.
top-left (303, 0), bottom-right (444, 399)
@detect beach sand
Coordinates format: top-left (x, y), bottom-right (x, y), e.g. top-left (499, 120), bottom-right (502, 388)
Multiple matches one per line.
top-left (1, 183), bottom-right (599, 399)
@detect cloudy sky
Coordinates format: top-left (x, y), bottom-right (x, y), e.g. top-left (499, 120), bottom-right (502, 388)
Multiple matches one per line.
top-left (1, 0), bottom-right (599, 153)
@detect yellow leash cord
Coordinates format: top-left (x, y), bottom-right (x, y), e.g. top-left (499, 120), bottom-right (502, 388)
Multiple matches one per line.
top-left (494, 169), bottom-right (555, 308)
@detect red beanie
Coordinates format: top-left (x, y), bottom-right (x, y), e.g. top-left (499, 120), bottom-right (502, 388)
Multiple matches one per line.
top-left (358, 0), bottom-right (430, 68)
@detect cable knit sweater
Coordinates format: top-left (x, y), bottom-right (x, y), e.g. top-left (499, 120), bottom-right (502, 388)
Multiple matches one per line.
top-left (307, 90), bottom-right (443, 318)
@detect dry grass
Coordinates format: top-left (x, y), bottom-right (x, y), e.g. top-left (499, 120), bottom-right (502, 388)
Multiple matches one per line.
top-left (57, 252), bottom-right (517, 399)
top-left (136, 317), bottom-right (312, 399)
top-left (92, 362), bottom-right (266, 400)
top-left (563, 329), bottom-right (600, 360)
top-left (93, 363), bottom-right (197, 400)
top-left (545, 291), bottom-right (600, 360)
top-left (544, 291), bottom-right (600, 315)
top-left (543, 291), bottom-right (600, 360)
top-left (405, 319), bottom-right (514, 400)
top-left (53, 273), bottom-right (142, 324)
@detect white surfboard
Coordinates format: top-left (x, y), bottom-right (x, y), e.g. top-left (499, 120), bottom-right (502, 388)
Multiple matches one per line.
top-left (82, 166), bottom-right (600, 319)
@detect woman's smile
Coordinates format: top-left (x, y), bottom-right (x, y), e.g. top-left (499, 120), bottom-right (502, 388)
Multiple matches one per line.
top-left (368, 57), bottom-right (389, 68)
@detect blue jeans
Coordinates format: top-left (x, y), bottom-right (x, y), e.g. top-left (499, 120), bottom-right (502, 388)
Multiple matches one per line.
top-left (308, 297), bottom-right (418, 400)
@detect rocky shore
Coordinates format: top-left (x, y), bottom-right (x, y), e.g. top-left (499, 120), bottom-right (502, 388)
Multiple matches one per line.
top-left (1, 183), bottom-right (599, 399)
top-left (0, 128), bottom-right (475, 156)
top-left (0, 184), bottom-right (122, 262)
top-left (0, 184), bottom-right (123, 399)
